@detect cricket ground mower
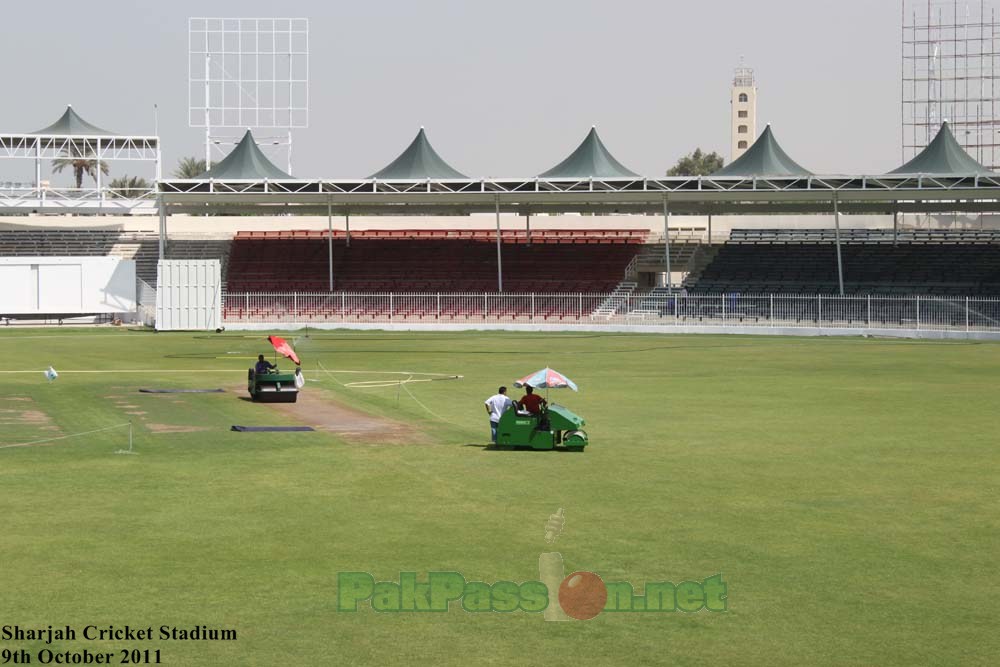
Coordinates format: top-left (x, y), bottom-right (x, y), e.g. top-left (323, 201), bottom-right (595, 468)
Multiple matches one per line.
top-left (495, 403), bottom-right (588, 450)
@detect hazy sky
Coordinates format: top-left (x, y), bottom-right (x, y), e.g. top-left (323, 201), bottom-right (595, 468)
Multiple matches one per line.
top-left (0, 0), bottom-right (903, 183)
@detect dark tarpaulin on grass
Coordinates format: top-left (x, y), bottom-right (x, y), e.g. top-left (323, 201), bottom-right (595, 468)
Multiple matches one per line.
top-left (538, 127), bottom-right (639, 179)
top-left (888, 121), bottom-right (994, 176)
top-left (711, 124), bottom-right (813, 178)
top-left (231, 425), bottom-right (315, 432)
top-left (139, 388), bottom-right (226, 393)
top-left (196, 130), bottom-right (293, 180)
top-left (369, 127), bottom-right (468, 179)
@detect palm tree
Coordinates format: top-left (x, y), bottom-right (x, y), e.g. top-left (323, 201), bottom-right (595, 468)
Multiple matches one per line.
top-left (52, 156), bottom-right (110, 189)
top-left (173, 156), bottom-right (206, 179)
top-left (107, 175), bottom-right (151, 199)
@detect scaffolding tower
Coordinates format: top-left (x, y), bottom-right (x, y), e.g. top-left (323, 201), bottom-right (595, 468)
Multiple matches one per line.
top-left (902, 0), bottom-right (1000, 169)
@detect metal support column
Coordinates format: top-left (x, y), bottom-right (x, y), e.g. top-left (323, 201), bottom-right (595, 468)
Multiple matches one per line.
top-left (495, 195), bottom-right (504, 293)
top-left (95, 139), bottom-right (102, 196)
top-left (707, 213), bottom-right (712, 243)
top-left (833, 194), bottom-right (845, 296)
top-left (663, 196), bottom-right (672, 291)
top-left (345, 212), bottom-right (351, 247)
top-left (525, 214), bottom-right (531, 245)
top-left (327, 198), bottom-right (334, 292)
top-left (153, 105), bottom-right (161, 181)
top-left (34, 138), bottom-right (41, 192)
top-left (893, 208), bottom-right (898, 245)
top-left (157, 196), bottom-right (166, 260)
top-left (204, 54), bottom-right (212, 169)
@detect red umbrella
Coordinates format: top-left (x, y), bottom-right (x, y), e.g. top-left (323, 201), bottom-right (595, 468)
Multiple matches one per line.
top-left (267, 335), bottom-right (301, 365)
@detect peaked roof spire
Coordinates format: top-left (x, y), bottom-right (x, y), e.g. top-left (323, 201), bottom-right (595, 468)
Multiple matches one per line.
top-left (32, 106), bottom-right (115, 136)
top-left (196, 130), bottom-right (292, 179)
top-left (712, 125), bottom-right (812, 177)
top-left (539, 127), bottom-right (639, 179)
top-left (369, 128), bottom-right (467, 179)
top-left (889, 121), bottom-right (993, 175)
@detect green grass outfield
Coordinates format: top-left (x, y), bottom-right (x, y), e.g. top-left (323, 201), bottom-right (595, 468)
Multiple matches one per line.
top-left (0, 328), bottom-right (997, 666)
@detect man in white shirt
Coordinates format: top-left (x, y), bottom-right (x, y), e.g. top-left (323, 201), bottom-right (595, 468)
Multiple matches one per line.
top-left (484, 386), bottom-right (514, 444)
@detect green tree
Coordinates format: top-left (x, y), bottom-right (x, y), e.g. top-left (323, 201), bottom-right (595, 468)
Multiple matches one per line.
top-left (51, 155), bottom-right (110, 189)
top-left (108, 175), bottom-right (151, 199)
top-left (666, 149), bottom-right (725, 177)
top-left (173, 156), bottom-right (207, 179)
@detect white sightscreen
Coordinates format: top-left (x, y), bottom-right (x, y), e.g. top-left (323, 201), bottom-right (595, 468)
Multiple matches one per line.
top-left (155, 259), bottom-right (222, 331)
top-left (38, 264), bottom-right (82, 312)
top-left (0, 264), bottom-right (34, 312)
top-left (0, 257), bottom-right (135, 316)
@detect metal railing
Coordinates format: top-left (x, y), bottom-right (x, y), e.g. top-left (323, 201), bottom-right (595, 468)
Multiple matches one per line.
top-left (136, 278), bottom-right (157, 327)
top-left (220, 291), bottom-right (1000, 332)
top-left (0, 186), bottom-right (158, 211)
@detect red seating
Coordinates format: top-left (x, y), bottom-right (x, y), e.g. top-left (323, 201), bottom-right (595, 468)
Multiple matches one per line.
top-left (232, 228), bottom-right (648, 244)
top-left (225, 230), bottom-right (645, 296)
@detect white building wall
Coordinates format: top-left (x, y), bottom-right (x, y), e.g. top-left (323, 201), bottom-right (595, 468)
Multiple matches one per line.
top-left (0, 256), bottom-right (135, 316)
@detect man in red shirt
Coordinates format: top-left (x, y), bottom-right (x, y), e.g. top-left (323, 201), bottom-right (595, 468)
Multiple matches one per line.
top-left (519, 385), bottom-right (547, 415)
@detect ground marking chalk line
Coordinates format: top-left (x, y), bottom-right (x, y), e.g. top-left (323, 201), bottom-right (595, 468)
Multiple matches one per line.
top-left (0, 422), bottom-right (132, 450)
top-left (0, 370), bottom-right (248, 374)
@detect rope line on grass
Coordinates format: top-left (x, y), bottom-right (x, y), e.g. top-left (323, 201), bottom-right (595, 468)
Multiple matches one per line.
top-left (314, 362), bottom-right (461, 388)
top-left (399, 382), bottom-right (463, 426)
top-left (0, 422), bottom-right (132, 450)
top-left (316, 361), bottom-right (463, 425)
top-left (316, 361), bottom-right (347, 387)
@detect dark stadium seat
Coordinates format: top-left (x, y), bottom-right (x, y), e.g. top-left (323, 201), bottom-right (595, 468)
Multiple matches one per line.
top-left (684, 229), bottom-right (1000, 295)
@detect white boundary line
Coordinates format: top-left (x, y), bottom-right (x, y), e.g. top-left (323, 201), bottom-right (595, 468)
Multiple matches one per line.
top-left (0, 370), bottom-right (249, 374)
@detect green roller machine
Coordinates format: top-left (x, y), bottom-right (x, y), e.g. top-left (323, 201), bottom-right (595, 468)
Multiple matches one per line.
top-left (495, 404), bottom-right (588, 450)
top-left (496, 367), bottom-right (588, 450)
top-left (247, 368), bottom-right (299, 403)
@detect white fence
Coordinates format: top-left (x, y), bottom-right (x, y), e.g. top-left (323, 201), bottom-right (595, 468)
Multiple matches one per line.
top-left (136, 278), bottom-right (157, 327)
top-left (220, 292), bottom-right (1000, 333)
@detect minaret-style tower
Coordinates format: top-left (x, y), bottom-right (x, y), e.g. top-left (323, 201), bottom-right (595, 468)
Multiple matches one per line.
top-left (731, 62), bottom-right (757, 161)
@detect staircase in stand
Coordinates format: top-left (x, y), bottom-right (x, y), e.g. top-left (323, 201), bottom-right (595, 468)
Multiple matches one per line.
top-left (633, 242), bottom-right (699, 276)
top-left (628, 286), bottom-right (674, 318)
top-left (681, 243), bottom-right (722, 289)
top-left (590, 281), bottom-right (638, 319)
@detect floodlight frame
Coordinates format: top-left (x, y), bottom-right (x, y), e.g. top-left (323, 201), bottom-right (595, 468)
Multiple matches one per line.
top-left (188, 17), bottom-right (309, 174)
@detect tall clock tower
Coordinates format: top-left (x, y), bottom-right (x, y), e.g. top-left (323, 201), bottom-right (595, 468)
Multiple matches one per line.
top-left (731, 63), bottom-right (757, 160)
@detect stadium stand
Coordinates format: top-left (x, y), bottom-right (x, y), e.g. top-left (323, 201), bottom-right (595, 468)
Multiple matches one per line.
top-left (225, 229), bottom-right (648, 294)
top-left (220, 229), bottom-right (649, 321)
top-left (685, 228), bottom-right (1000, 295)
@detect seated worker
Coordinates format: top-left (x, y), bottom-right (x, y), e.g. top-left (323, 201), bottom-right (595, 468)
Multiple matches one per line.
top-left (519, 386), bottom-right (547, 415)
top-left (255, 355), bottom-right (277, 375)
